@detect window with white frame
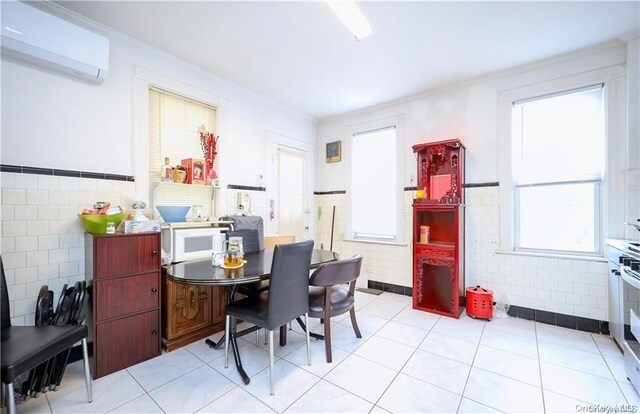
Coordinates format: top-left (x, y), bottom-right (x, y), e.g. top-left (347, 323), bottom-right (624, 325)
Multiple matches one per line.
top-left (350, 125), bottom-right (400, 241)
top-left (148, 87), bottom-right (217, 215)
top-left (511, 84), bottom-right (604, 254)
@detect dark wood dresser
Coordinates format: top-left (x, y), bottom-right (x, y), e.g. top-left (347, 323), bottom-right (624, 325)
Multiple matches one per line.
top-left (85, 232), bottom-right (161, 378)
top-left (161, 271), bottom-right (226, 351)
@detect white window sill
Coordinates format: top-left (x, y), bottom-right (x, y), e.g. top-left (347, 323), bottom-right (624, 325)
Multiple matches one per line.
top-left (343, 238), bottom-right (408, 247)
top-left (495, 249), bottom-right (606, 262)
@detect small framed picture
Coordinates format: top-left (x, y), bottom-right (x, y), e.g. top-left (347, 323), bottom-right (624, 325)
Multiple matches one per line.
top-left (326, 140), bottom-right (341, 163)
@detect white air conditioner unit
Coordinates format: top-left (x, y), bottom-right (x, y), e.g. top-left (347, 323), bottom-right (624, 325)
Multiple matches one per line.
top-left (1, 1), bottom-right (109, 83)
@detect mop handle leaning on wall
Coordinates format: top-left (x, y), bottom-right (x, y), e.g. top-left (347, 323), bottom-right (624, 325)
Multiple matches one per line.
top-left (330, 205), bottom-right (336, 252)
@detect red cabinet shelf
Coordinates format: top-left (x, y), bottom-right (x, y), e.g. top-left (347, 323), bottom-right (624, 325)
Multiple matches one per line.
top-left (412, 139), bottom-right (465, 318)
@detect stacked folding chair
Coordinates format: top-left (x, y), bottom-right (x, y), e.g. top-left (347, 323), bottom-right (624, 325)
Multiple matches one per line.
top-left (17, 281), bottom-right (89, 399)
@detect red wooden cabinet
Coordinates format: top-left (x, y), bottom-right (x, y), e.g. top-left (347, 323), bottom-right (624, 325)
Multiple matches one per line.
top-left (412, 139), bottom-right (465, 318)
top-left (85, 233), bottom-right (161, 378)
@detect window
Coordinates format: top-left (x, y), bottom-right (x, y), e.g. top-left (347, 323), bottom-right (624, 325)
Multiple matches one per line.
top-left (148, 88), bottom-right (217, 213)
top-left (511, 85), bottom-right (604, 254)
top-left (350, 126), bottom-right (399, 241)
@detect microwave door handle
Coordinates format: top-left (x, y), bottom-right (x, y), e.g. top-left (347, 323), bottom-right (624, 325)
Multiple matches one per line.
top-left (621, 266), bottom-right (640, 290)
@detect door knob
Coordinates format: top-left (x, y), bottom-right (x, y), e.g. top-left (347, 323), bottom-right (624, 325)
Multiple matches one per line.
top-left (151, 287), bottom-right (158, 293)
top-left (152, 250), bottom-right (158, 256)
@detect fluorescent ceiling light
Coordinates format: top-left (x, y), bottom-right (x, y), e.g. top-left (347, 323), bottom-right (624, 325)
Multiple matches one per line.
top-left (326, 1), bottom-right (372, 40)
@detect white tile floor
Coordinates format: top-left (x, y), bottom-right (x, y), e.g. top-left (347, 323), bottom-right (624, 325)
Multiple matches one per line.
top-left (14, 291), bottom-right (635, 414)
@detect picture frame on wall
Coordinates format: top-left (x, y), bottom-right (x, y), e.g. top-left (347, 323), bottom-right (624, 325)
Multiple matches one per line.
top-left (326, 140), bottom-right (341, 163)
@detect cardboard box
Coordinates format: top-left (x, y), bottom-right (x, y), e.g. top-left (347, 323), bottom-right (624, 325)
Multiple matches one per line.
top-left (180, 158), bottom-right (206, 185)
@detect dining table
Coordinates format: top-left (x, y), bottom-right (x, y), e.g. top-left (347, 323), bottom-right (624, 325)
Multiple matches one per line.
top-left (164, 248), bottom-right (339, 384)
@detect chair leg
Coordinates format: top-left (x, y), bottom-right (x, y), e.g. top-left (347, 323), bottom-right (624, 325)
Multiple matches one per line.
top-left (268, 330), bottom-right (274, 396)
top-left (5, 382), bottom-right (16, 414)
top-left (224, 315), bottom-right (230, 368)
top-left (323, 310), bottom-right (332, 363)
top-left (349, 307), bottom-right (362, 338)
top-left (304, 313), bottom-right (311, 366)
top-left (81, 338), bottom-right (93, 403)
top-left (264, 329), bottom-right (267, 345)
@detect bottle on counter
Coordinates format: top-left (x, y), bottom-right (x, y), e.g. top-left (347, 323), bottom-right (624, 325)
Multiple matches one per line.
top-left (161, 157), bottom-right (172, 182)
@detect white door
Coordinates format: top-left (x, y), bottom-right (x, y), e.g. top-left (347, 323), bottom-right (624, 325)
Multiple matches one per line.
top-left (277, 147), bottom-right (307, 241)
top-left (265, 131), bottom-right (312, 241)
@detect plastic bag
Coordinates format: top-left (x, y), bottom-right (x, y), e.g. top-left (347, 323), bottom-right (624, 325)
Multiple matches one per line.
top-left (493, 294), bottom-right (510, 319)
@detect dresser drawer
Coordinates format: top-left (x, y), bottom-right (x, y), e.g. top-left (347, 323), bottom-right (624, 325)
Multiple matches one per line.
top-left (94, 234), bottom-right (160, 278)
top-left (95, 272), bottom-right (159, 322)
top-left (95, 310), bottom-right (160, 378)
top-left (415, 243), bottom-right (455, 258)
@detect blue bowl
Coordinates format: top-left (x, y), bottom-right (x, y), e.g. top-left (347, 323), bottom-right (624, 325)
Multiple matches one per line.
top-left (156, 205), bottom-right (191, 223)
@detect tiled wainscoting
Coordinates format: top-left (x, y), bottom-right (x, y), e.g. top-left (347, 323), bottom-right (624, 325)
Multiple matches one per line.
top-left (0, 171), bottom-right (135, 325)
top-left (314, 185), bottom-right (609, 323)
top-left (313, 191), bottom-right (413, 289)
top-left (465, 186), bottom-right (609, 322)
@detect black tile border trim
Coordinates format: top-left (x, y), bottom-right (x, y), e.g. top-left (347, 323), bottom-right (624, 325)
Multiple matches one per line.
top-left (314, 190), bottom-right (346, 195)
top-left (507, 304), bottom-right (609, 335)
top-left (0, 164), bottom-right (134, 182)
top-left (465, 182), bottom-right (499, 188)
top-left (227, 184), bottom-right (266, 191)
top-left (368, 280), bottom-right (609, 335)
top-left (315, 183), bottom-right (500, 194)
top-left (368, 280), bottom-right (413, 297)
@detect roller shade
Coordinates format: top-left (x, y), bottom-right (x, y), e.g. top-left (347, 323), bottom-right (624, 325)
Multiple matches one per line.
top-left (512, 84), bottom-right (604, 185)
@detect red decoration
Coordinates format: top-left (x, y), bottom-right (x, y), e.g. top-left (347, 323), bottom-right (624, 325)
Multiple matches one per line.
top-left (199, 130), bottom-right (219, 184)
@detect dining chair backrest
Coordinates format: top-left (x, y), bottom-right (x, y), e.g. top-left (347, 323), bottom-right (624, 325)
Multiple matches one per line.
top-left (309, 254), bottom-right (363, 292)
top-left (265, 239), bottom-right (314, 330)
top-left (1, 257), bottom-right (11, 329)
top-left (226, 229), bottom-right (261, 253)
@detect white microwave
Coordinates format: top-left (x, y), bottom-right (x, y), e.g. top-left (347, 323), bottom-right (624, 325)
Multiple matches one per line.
top-left (161, 226), bottom-right (227, 263)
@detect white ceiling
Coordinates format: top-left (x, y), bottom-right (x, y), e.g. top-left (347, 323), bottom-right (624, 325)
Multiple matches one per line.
top-left (50, 1), bottom-right (639, 120)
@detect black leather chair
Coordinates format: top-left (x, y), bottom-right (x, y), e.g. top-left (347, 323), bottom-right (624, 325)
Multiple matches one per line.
top-left (308, 254), bottom-right (363, 363)
top-left (1, 257), bottom-right (92, 414)
top-left (224, 239), bottom-right (314, 395)
top-left (226, 229), bottom-right (261, 254)
top-left (228, 229), bottom-right (265, 295)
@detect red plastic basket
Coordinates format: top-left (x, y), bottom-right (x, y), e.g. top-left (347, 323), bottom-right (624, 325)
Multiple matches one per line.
top-left (466, 285), bottom-right (493, 320)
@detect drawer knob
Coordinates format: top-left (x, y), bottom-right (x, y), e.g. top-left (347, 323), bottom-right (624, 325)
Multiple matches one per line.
top-left (151, 330), bottom-right (158, 336)
top-left (152, 250), bottom-right (158, 256)
top-left (151, 287), bottom-right (158, 293)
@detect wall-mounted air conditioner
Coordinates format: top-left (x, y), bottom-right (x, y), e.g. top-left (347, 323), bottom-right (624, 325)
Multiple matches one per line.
top-left (1, 1), bottom-right (109, 83)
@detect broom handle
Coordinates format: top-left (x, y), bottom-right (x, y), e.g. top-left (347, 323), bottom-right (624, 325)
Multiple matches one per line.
top-left (329, 206), bottom-right (336, 252)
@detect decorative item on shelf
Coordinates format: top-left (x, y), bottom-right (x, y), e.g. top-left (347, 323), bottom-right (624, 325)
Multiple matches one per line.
top-left (172, 165), bottom-right (188, 183)
top-left (199, 125), bottom-right (219, 185)
top-left (326, 140), bottom-right (341, 163)
top-left (161, 157), bottom-right (173, 182)
top-left (181, 158), bottom-right (206, 185)
top-left (419, 225), bottom-right (430, 244)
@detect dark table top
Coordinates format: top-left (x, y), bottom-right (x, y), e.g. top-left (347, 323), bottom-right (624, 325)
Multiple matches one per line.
top-left (164, 248), bottom-right (339, 286)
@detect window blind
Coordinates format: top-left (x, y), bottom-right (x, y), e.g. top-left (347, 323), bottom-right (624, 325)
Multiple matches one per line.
top-left (148, 88), bottom-right (217, 216)
top-left (512, 84), bottom-right (604, 185)
top-left (351, 126), bottom-right (397, 239)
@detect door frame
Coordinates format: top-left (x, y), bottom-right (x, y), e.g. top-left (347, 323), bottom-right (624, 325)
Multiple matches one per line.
top-left (264, 131), bottom-right (314, 239)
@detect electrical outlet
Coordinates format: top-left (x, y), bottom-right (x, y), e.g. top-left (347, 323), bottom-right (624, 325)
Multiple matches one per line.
top-left (236, 192), bottom-right (251, 210)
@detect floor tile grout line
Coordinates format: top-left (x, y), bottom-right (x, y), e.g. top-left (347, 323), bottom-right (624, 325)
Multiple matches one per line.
top-left (455, 317), bottom-right (487, 413)
top-left (368, 311), bottom-right (440, 411)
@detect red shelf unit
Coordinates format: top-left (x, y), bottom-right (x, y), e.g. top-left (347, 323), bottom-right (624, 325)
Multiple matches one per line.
top-left (412, 139), bottom-right (465, 318)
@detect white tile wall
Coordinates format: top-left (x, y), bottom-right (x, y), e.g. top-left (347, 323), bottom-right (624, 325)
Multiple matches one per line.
top-left (223, 189), bottom-right (268, 223)
top-left (466, 186), bottom-right (608, 321)
top-left (314, 186), bottom-right (610, 321)
top-left (313, 192), bottom-right (413, 289)
top-left (0, 172), bottom-right (135, 326)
